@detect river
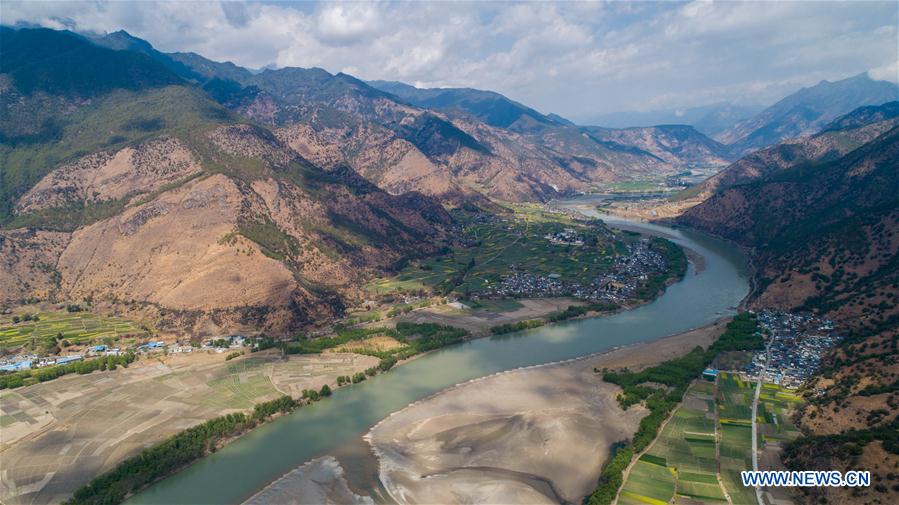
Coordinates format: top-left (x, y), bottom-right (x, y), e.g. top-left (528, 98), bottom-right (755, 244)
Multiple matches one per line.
top-left (128, 198), bottom-right (750, 505)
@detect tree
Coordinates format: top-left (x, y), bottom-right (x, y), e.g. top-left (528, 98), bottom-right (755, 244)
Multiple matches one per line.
top-left (319, 384), bottom-right (332, 397)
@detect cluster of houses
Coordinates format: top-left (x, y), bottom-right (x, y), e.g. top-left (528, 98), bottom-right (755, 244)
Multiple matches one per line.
top-left (0, 335), bottom-right (255, 372)
top-left (0, 353), bottom-right (85, 372)
top-left (743, 310), bottom-right (841, 389)
top-left (543, 228), bottom-right (586, 246)
top-left (478, 237), bottom-right (667, 302)
top-left (136, 335), bottom-right (250, 355)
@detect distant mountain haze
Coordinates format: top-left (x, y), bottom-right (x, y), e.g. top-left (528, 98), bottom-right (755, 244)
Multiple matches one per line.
top-left (717, 73), bottom-right (899, 154)
top-left (685, 101), bottom-right (899, 200)
top-left (580, 102), bottom-right (763, 137)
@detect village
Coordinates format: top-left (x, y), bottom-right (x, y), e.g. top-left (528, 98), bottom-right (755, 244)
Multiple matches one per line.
top-left (480, 236), bottom-right (668, 302)
top-left (741, 310), bottom-right (841, 389)
top-left (0, 334), bottom-right (253, 373)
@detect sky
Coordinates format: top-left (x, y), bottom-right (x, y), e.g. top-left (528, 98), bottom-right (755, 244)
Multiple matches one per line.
top-left (3, 1), bottom-right (897, 122)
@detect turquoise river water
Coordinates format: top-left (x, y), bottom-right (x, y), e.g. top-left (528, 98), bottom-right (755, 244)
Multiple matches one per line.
top-left (129, 199), bottom-right (750, 504)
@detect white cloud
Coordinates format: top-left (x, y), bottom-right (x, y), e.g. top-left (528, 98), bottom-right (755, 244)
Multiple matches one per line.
top-left (315, 4), bottom-right (383, 46)
top-left (869, 60), bottom-right (899, 83)
top-left (1, 0), bottom-right (896, 119)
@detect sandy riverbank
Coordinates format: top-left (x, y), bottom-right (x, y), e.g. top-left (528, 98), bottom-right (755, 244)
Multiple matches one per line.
top-left (242, 456), bottom-right (372, 505)
top-left (366, 319), bottom-right (728, 505)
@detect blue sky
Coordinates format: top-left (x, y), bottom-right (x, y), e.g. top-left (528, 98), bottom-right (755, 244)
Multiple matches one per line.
top-left (3, 1), bottom-right (897, 121)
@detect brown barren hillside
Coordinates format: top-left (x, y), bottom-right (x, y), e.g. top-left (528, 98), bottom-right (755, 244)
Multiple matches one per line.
top-left (0, 28), bottom-right (453, 335)
top-left (2, 119), bottom-right (452, 333)
top-left (679, 126), bottom-right (899, 505)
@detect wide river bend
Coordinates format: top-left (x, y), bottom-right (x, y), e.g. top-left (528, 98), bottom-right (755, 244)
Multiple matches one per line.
top-left (129, 200), bottom-right (750, 505)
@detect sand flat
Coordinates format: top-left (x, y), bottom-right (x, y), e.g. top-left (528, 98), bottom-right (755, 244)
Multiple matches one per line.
top-left (242, 456), bottom-right (372, 505)
top-left (367, 320), bottom-right (726, 505)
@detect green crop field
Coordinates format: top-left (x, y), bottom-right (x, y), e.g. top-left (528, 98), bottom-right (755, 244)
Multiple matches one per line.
top-left (620, 382), bottom-right (725, 504)
top-left (717, 372), bottom-right (757, 505)
top-left (758, 383), bottom-right (803, 442)
top-left (620, 373), bottom-right (800, 505)
top-left (677, 480), bottom-right (728, 502)
top-left (0, 312), bottom-right (147, 351)
top-left (366, 208), bottom-right (624, 296)
top-left (619, 459), bottom-right (675, 505)
top-left (198, 374), bottom-right (278, 410)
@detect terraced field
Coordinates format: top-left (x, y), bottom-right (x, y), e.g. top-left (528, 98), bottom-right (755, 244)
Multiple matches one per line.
top-left (0, 312), bottom-right (147, 351)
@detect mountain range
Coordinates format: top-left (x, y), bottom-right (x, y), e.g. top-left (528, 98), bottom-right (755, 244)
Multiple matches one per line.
top-left (717, 73), bottom-right (899, 154)
top-left (580, 102), bottom-right (763, 137)
top-left (2, 25), bottom-right (898, 338)
top-left (1, 27), bottom-right (452, 334)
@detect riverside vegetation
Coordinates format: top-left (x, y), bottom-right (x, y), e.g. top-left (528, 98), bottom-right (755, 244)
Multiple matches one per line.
top-left (489, 302), bottom-right (619, 335)
top-left (586, 313), bottom-right (763, 505)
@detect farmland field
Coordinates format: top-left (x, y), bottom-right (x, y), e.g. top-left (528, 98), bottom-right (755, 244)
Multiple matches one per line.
top-left (618, 372), bottom-right (773, 505)
top-left (758, 383), bottom-right (803, 442)
top-left (0, 311), bottom-right (147, 351)
top-left (757, 383), bottom-right (805, 505)
top-left (0, 350), bottom-right (378, 505)
top-left (619, 458), bottom-right (675, 505)
top-left (366, 208), bottom-right (624, 296)
top-left (619, 381), bottom-right (725, 505)
top-left (718, 372), bottom-right (757, 505)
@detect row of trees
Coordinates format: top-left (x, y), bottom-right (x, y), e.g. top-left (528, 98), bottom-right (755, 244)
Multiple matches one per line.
top-left (490, 302), bottom-right (620, 335)
top-left (547, 302), bottom-right (619, 323)
top-left (490, 318), bottom-right (544, 335)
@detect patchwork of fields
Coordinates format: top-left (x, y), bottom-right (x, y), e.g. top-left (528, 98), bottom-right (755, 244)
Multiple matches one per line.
top-left (618, 373), bottom-right (804, 505)
top-left (619, 380), bottom-right (726, 505)
top-left (0, 312), bottom-right (147, 351)
top-left (366, 209), bottom-right (622, 296)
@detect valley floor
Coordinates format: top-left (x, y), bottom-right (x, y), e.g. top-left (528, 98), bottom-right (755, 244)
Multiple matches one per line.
top-left (0, 350), bottom-right (378, 505)
top-left (366, 320), bottom-right (729, 505)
